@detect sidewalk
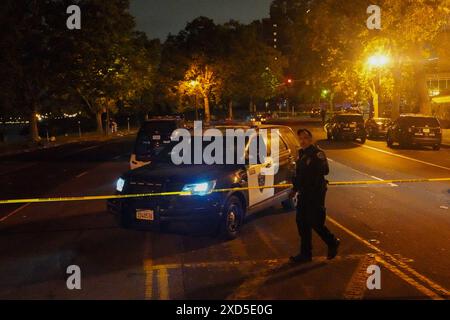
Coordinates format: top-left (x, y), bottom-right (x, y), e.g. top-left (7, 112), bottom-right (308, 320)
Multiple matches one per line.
top-left (0, 129), bottom-right (137, 158)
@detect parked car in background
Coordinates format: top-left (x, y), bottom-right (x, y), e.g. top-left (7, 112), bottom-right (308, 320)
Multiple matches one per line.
top-left (387, 114), bottom-right (442, 150)
top-left (247, 113), bottom-right (270, 124)
top-left (310, 108), bottom-right (321, 118)
top-left (325, 114), bottom-right (366, 143)
top-left (365, 118), bottom-right (392, 139)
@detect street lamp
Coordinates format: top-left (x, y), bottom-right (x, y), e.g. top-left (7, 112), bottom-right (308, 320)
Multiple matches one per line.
top-left (368, 54), bottom-right (390, 118)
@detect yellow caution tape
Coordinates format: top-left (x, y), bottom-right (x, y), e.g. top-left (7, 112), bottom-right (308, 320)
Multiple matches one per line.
top-left (0, 178), bottom-right (449, 205)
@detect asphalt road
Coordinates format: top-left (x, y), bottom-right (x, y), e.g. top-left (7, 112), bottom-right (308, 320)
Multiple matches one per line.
top-left (0, 121), bottom-right (449, 300)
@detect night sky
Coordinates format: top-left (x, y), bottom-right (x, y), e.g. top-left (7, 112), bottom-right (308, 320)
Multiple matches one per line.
top-left (130, 0), bottom-right (273, 40)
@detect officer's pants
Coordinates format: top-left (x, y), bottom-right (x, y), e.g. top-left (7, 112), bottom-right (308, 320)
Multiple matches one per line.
top-left (296, 189), bottom-right (336, 257)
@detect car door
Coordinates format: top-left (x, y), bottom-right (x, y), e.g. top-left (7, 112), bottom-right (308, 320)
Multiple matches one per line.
top-left (246, 132), bottom-right (275, 208)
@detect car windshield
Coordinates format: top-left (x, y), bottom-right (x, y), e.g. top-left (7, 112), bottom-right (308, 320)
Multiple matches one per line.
top-left (135, 121), bottom-right (179, 157)
top-left (336, 115), bottom-right (364, 123)
top-left (400, 117), bottom-right (440, 127)
top-left (152, 135), bottom-right (268, 165)
top-left (140, 121), bottom-right (178, 134)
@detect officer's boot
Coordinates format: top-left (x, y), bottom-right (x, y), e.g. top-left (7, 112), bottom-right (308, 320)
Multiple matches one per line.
top-left (327, 238), bottom-right (341, 260)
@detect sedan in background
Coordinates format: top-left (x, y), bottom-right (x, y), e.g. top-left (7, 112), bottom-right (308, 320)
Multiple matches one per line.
top-left (366, 118), bottom-right (392, 139)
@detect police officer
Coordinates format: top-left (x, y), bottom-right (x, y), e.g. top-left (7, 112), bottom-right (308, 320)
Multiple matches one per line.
top-left (290, 129), bottom-right (340, 263)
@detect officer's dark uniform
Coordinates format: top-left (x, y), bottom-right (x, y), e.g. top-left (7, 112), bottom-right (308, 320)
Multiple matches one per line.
top-left (292, 144), bottom-right (338, 259)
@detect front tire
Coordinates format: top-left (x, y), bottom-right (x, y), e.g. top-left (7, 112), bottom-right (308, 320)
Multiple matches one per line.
top-left (219, 196), bottom-right (244, 240)
top-left (433, 144), bottom-right (441, 151)
top-left (359, 136), bottom-right (366, 144)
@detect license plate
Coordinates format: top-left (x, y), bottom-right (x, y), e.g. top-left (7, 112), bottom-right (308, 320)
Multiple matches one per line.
top-left (152, 135), bottom-right (161, 140)
top-left (423, 128), bottom-right (430, 133)
top-left (343, 128), bottom-right (350, 131)
top-left (349, 124), bottom-right (356, 128)
top-left (136, 209), bottom-right (154, 221)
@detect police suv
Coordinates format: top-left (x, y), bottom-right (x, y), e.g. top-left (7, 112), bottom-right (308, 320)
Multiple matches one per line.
top-left (108, 125), bottom-right (300, 239)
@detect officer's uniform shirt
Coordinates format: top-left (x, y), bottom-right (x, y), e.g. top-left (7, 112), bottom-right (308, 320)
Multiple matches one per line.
top-left (293, 144), bottom-right (329, 197)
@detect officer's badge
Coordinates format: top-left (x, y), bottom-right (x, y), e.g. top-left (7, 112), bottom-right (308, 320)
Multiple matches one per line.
top-left (317, 152), bottom-right (326, 160)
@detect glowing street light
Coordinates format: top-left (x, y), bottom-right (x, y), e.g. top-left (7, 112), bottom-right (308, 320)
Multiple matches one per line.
top-left (368, 54), bottom-right (390, 68)
top-left (189, 80), bottom-right (199, 88)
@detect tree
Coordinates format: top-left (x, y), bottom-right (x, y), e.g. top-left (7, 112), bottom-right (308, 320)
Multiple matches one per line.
top-left (178, 59), bottom-right (222, 123)
top-left (222, 23), bottom-right (285, 113)
top-left (377, 0), bottom-right (450, 115)
top-left (52, 0), bottom-right (139, 134)
top-left (0, 0), bottom-right (61, 142)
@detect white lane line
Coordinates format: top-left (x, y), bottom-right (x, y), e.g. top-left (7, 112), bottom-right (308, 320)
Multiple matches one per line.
top-left (65, 145), bottom-right (100, 156)
top-left (328, 157), bottom-right (398, 187)
top-left (328, 217), bottom-right (449, 299)
top-left (0, 203), bottom-right (31, 222)
top-left (76, 171), bottom-right (88, 178)
top-left (369, 175), bottom-right (398, 187)
top-left (357, 144), bottom-right (450, 171)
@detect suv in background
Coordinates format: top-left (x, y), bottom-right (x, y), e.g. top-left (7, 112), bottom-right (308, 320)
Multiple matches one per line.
top-left (325, 114), bottom-right (366, 143)
top-left (130, 117), bottom-right (186, 169)
top-left (366, 118), bottom-right (392, 139)
top-left (387, 114), bottom-right (442, 150)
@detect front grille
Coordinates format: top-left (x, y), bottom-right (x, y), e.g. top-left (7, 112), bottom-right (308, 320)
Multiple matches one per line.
top-left (127, 181), bottom-right (164, 194)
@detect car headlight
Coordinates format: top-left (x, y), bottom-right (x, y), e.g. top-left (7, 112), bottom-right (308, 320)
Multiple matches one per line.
top-left (182, 180), bottom-right (216, 196)
top-left (116, 178), bottom-right (125, 192)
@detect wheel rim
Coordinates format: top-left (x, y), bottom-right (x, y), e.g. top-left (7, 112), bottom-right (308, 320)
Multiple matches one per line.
top-left (227, 206), bottom-right (239, 232)
top-left (292, 194), bottom-right (298, 208)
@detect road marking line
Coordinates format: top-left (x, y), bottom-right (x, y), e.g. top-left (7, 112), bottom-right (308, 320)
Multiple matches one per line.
top-left (0, 163), bottom-right (37, 177)
top-left (0, 203), bottom-right (31, 222)
top-left (358, 144), bottom-right (450, 171)
top-left (148, 255), bottom-right (365, 271)
top-left (329, 157), bottom-right (398, 187)
top-left (143, 233), bottom-right (153, 300)
top-left (370, 175), bottom-right (398, 187)
top-left (328, 217), bottom-right (450, 299)
top-left (76, 171), bottom-right (88, 178)
top-left (157, 268), bottom-right (170, 300)
top-left (65, 145), bottom-right (100, 156)
top-left (375, 256), bottom-right (443, 300)
top-left (343, 254), bottom-right (377, 300)
top-left (226, 254), bottom-right (365, 300)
